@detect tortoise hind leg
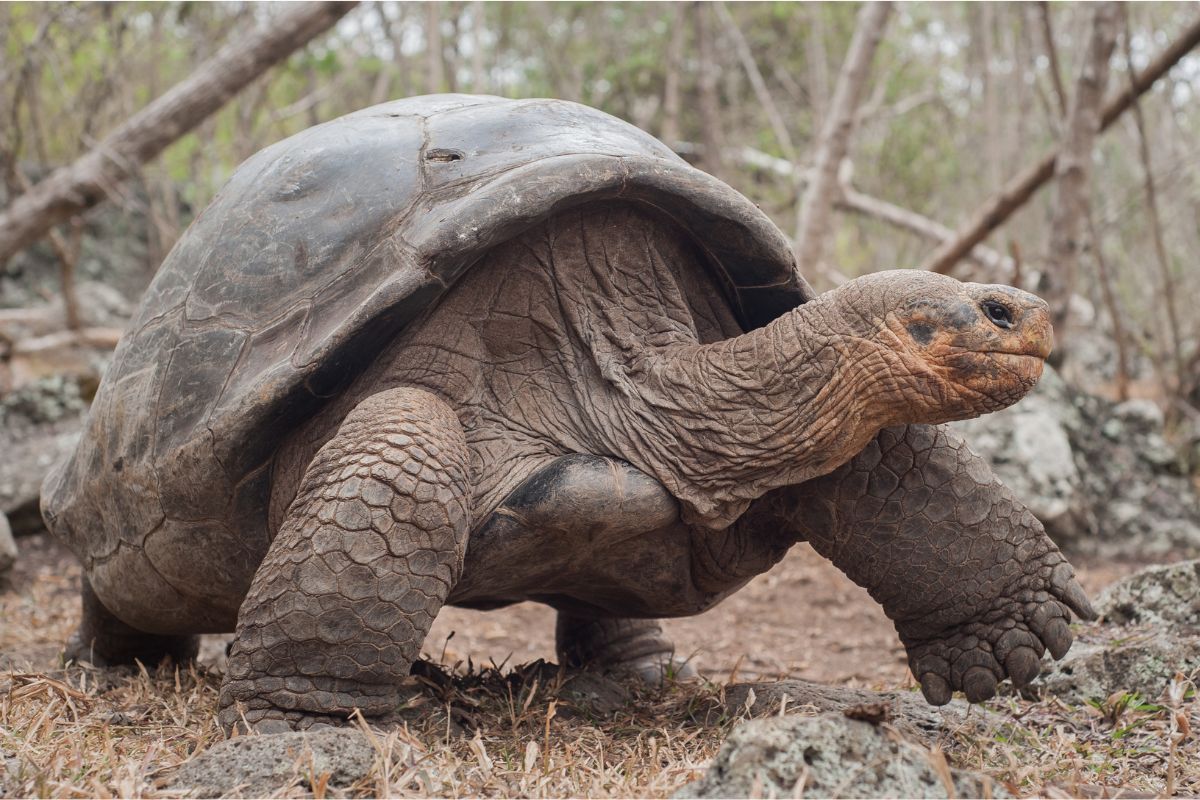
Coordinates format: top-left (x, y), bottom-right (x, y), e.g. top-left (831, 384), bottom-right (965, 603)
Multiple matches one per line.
top-left (556, 614), bottom-right (698, 684)
top-left (66, 576), bottom-right (200, 667)
top-left (217, 388), bottom-right (470, 734)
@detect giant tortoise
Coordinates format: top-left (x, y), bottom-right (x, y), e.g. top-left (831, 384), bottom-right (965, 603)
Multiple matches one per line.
top-left (42, 95), bottom-right (1095, 733)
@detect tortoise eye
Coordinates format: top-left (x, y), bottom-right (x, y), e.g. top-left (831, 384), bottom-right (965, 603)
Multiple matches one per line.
top-left (982, 300), bottom-right (1013, 329)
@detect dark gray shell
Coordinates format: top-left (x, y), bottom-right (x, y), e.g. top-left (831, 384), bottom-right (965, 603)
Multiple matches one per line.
top-left (41, 94), bottom-right (811, 633)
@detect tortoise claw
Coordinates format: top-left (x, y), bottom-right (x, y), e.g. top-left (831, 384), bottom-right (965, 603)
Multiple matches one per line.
top-left (962, 666), bottom-right (998, 703)
top-left (919, 673), bottom-right (952, 706)
top-left (1043, 617), bottom-right (1073, 660)
top-left (1062, 578), bottom-right (1097, 622)
top-left (1004, 646), bottom-right (1041, 687)
top-left (1051, 563), bottom-right (1097, 622)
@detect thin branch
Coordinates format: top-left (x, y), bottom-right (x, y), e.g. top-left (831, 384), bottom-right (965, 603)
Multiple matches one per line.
top-left (1037, 1), bottom-right (1070, 118)
top-left (837, 186), bottom-right (1013, 275)
top-left (660, 3), bottom-right (686, 145)
top-left (673, 141), bottom-right (1013, 275)
top-left (715, 2), bottom-right (797, 162)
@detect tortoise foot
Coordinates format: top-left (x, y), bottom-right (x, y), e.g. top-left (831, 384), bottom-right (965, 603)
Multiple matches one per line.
top-left (218, 703), bottom-right (349, 735)
top-left (556, 614), bottom-right (698, 686)
top-left (618, 654), bottom-right (699, 686)
top-left (900, 562), bottom-right (1096, 705)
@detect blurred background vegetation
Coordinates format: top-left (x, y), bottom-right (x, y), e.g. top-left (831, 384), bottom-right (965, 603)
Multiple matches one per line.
top-left (2, 1), bottom-right (1199, 415)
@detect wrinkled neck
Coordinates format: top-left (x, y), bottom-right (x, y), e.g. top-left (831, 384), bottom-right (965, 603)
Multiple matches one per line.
top-left (629, 291), bottom-right (899, 529)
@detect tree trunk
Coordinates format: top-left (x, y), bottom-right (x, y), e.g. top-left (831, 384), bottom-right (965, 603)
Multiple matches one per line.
top-left (972, 2), bottom-right (1001, 187)
top-left (0, 1), bottom-right (356, 266)
top-left (1086, 207), bottom-right (1131, 401)
top-left (805, 4), bottom-right (830, 124)
top-left (1045, 2), bottom-right (1118, 337)
top-left (426, 1), bottom-right (445, 94)
top-left (660, 3), bottom-right (685, 145)
top-left (920, 12), bottom-right (1200, 275)
top-left (695, 1), bottom-right (725, 177)
top-left (1121, 7), bottom-right (1185, 395)
top-left (471, 1), bottom-right (487, 93)
top-left (792, 1), bottom-right (892, 281)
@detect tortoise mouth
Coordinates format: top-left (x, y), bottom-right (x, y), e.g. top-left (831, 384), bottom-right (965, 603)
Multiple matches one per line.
top-left (967, 351), bottom-right (1046, 393)
top-left (985, 351), bottom-right (1046, 374)
top-left (941, 349), bottom-right (1045, 394)
top-left (980, 337), bottom-right (1053, 361)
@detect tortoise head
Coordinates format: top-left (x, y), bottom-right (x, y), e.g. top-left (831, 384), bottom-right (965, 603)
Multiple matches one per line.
top-left (832, 270), bottom-right (1052, 422)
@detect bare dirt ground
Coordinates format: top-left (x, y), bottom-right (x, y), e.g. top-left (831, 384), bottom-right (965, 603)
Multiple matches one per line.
top-left (428, 544), bottom-right (1140, 691)
top-left (1, 533), bottom-right (1193, 798)
top-left (0, 532), bottom-right (1141, 685)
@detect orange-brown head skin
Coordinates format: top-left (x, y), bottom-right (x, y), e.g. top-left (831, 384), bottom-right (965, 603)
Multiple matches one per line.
top-left (820, 270), bottom-right (1053, 426)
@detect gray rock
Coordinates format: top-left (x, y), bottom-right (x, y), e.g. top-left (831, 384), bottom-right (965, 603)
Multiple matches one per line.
top-left (952, 366), bottom-right (1200, 557)
top-left (1095, 560), bottom-right (1200, 627)
top-left (720, 679), bottom-right (995, 746)
top-left (0, 419), bottom-right (81, 535)
top-left (1031, 630), bottom-right (1200, 705)
top-left (0, 375), bottom-right (86, 430)
top-left (675, 713), bottom-right (1008, 799)
top-left (166, 729), bottom-right (376, 797)
top-left (951, 368), bottom-right (1084, 541)
top-left (1060, 328), bottom-right (1151, 390)
top-left (0, 375), bottom-right (86, 535)
top-left (0, 511), bottom-right (16, 579)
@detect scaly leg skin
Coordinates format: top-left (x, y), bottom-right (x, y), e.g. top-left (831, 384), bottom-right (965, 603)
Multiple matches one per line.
top-left (65, 576), bottom-right (199, 667)
top-left (775, 424), bottom-right (1095, 705)
top-left (555, 614), bottom-right (698, 684)
top-left (217, 388), bottom-right (470, 734)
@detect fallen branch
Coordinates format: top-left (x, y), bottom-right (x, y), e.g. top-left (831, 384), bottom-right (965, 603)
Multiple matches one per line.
top-left (920, 13), bottom-right (1200, 275)
top-left (837, 187), bottom-right (1014, 275)
top-left (0, 2), bottom-right (357, 265)
top-left (10, 327), bottom-right (124, 356)
top-left (673, 141), bottom-right (1013, 274)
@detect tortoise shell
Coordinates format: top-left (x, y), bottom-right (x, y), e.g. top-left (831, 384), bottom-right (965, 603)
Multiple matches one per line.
top-left (41, 95), bottom-right (811, 632)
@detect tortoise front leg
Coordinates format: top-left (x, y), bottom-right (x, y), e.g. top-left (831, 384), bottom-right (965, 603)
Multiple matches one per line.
top-left (758, 424), bottom-right (1095, 705)
top-left (217, 388), bottom-right (470, 734)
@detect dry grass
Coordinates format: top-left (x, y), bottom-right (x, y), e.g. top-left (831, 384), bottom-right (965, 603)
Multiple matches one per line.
top-left (3, 654), bottom-right (1197, 798)
top-left (1, 658), bottom-right (738, 798)
top-left (954, 677), bottom-right (1199, 797)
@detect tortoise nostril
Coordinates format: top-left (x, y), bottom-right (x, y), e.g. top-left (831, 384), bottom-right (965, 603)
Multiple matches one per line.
top-left (981, 300), bottom-right (1013, 329)
top-left (426, 148), bottom-right (464, 163)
